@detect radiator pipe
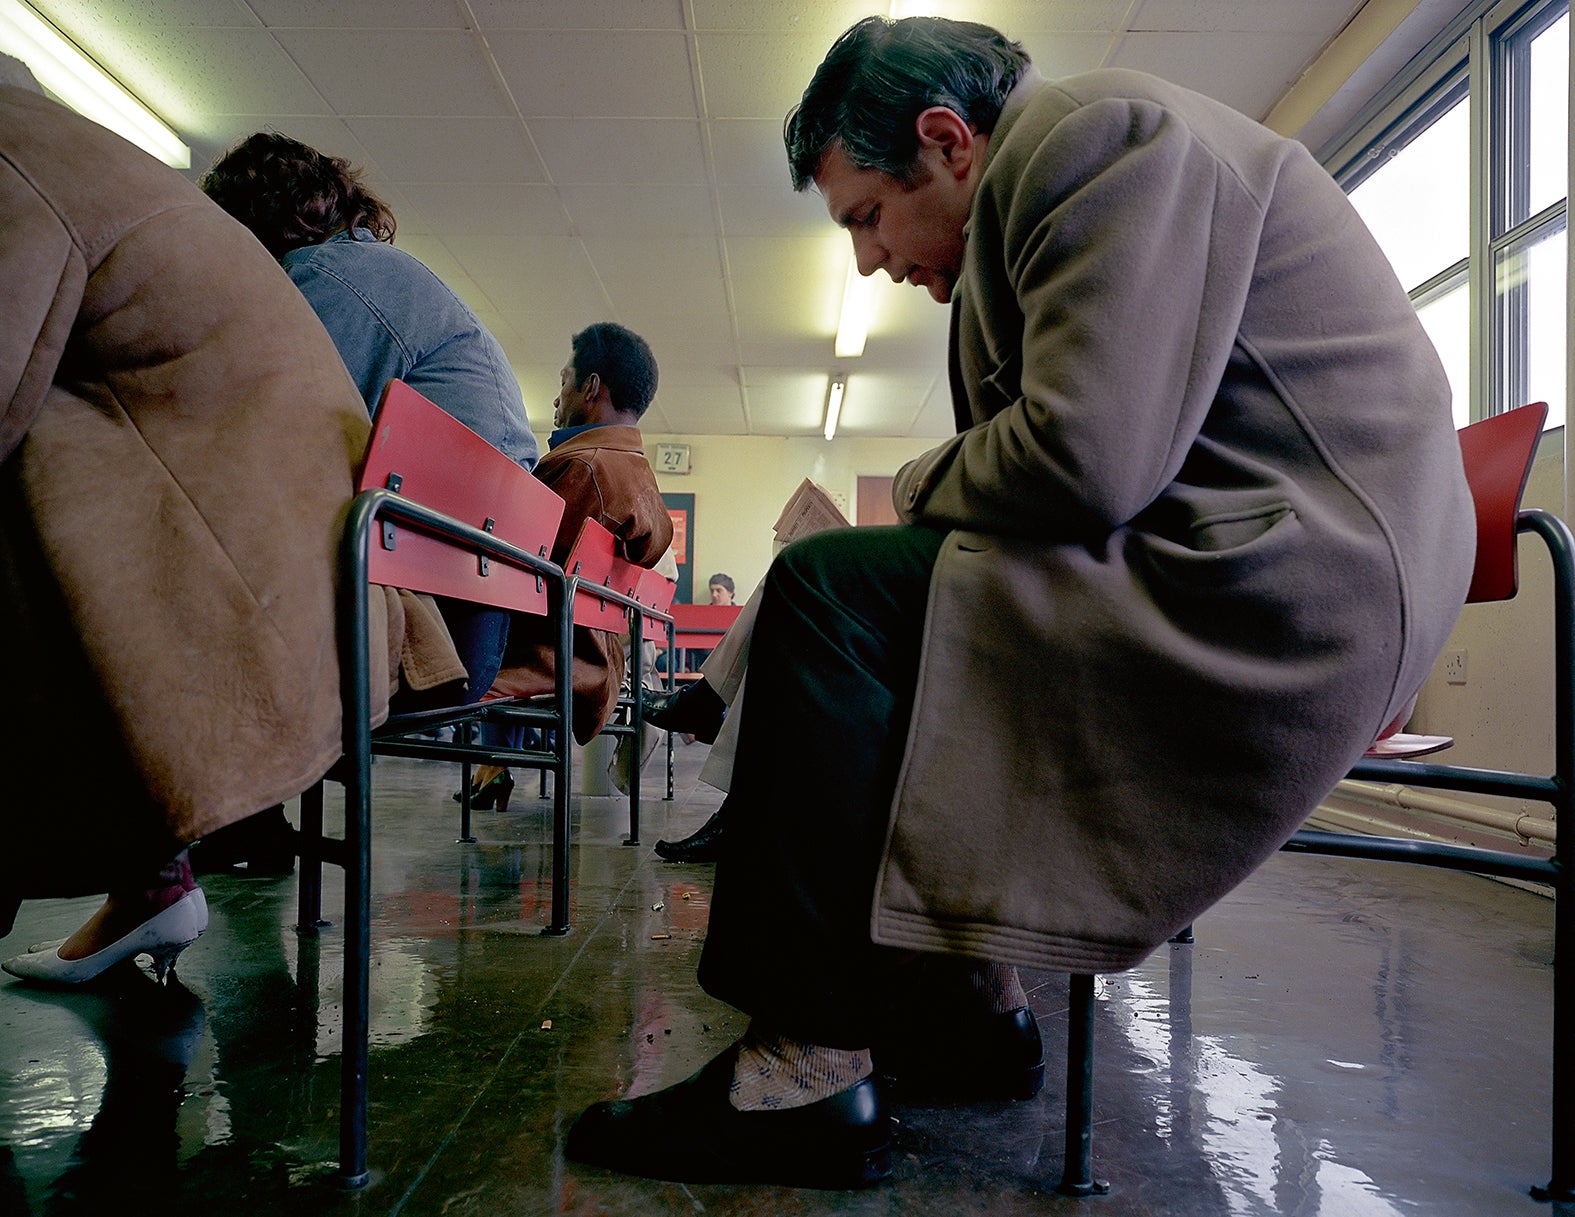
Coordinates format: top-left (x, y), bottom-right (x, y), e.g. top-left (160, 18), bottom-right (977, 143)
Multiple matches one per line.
top-left (1329, 779), bottom-right (1557, 845)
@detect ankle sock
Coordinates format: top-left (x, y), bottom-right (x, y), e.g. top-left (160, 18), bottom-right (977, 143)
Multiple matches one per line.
top-left (966, 961), bottom-right (1028, 1015)
top-left (729, 1025), bottom-right (871, 1112)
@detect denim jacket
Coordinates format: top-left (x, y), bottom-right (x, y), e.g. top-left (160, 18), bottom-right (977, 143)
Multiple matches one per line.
top-left (284, 229), bottom-right (539, 470)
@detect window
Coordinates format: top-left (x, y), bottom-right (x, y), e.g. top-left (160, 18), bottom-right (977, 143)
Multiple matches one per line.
top-left (1328, 0), bottom-right (1568, 429)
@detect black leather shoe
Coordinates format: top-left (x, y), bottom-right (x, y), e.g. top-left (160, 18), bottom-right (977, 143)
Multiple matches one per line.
top-left (653, 811), bottom-right (722, 862)
top-left (872, 1006), bottom-right (1045, 1102)
top-left (641, 680), bottom-right (726, 744)
top-left (566, 1046), bottom-right (890, 1188)
top-left (191, 805), bottom-right (296, 876)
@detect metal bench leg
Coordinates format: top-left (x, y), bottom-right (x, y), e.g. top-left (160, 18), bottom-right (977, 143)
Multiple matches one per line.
top-left (457, 755), bottom-right (476, 843)
top-left (1532, 844), bottom-right (1573, 1200)
top-left (1056, 973), bottom-right (1110, 1197)
top-left (544, 578), bottom-right (573, 937)
top-left (296, 780), bottom-right (326, 930)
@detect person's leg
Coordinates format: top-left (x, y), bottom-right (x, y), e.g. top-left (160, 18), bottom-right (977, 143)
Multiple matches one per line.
top-left (566, 526), bottom-right (943, 1187)
top-left (698, 524), bottom-right (945, 1045)
top-left (698, 584), bottom-right (760, 703)
top-left (2, 851), bottom-right (207, 984)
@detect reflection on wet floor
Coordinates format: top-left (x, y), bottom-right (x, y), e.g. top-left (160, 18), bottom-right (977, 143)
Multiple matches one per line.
top-left (0, 744), bottom-right (1564, 1216)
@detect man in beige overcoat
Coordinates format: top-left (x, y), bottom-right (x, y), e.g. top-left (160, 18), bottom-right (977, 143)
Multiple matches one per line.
top-left (566, 17), bottom-right (1476, 1189)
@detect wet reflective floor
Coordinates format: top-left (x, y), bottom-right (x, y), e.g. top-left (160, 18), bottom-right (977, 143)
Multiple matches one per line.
top-left (1, 744), bottom-right (1566, 1217)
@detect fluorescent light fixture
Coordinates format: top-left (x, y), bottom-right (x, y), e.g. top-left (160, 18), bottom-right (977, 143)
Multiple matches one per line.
top-left (0, 0), bottom-right (189, 167)
top-left (834, 255), bottom-right (874, 358)
top-left (823, 375), bottom-right (846, 442)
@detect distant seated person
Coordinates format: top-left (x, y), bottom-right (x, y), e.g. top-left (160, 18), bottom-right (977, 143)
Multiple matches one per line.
top-left (0, 57), bottom-right (438, 984)
top-left (667, 571), bottom-right (737, 679)
top-left (462, 324), bottom-right (674, 810)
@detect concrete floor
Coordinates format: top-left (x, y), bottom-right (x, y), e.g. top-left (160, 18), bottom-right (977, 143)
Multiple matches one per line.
top-left (0, 742), bottom-right (1565, 1217)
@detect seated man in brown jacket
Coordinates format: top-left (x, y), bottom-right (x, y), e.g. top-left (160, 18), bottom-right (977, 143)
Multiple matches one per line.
top-left (463, 323), bottom-right (674, 809)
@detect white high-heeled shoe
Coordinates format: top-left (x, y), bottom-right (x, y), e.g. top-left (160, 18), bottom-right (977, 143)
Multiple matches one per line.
top-left (2, 887), bottom-right (208, 985)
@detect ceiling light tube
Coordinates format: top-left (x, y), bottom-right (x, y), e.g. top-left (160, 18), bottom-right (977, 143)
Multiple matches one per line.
top-left (834, 256), bottom-right (874, 358)
top-left (824, 375), bottom-right (846, 442)
top-left (0, 0), bottom-right (189, 167)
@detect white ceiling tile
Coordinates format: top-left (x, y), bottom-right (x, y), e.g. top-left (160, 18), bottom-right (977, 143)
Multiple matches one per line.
top-left (394, 182), bottom-right (570, 237)
top-left (31, 0), bottom-right (258, 30)
top-left (718, 185), bottom-right (831, 237)
top-left (528, 118), bottom-right (707, 183)
top-left (469, 0), bottom-right (687, 30)
top-left (443, 235), bottom-right (613, 323)
top-left (273, 28), bottom-right (512, 116)
top-left (1012, 31), bottom-right (1121, 78)
top-left (710, 117), bottom-right (794, 186)
top-left (690, 0), bottom-right (872, 34)
top-left (644, 386), bottom-right (749, 435)
top-left (892, 1), bottom-right (1132, 34)
top-left (1110, 31), bottom-right (1324, 118)
top-left (1130, 0), bottom-right (1365, 35)
top-left (743, 367), bottom-right (835, 434)
top-left (726, 234), bottom-right (848, 343)
top-left (561, 183), bottom-right (719, 238)
top-left (489, 30), bottom-right (698, 118)
top-left (836, 369), bottom-right (945, 437)
top-left (696, 31), bottom-right (839, 119)
top-left (389, 234), bottom-right (468, 285)
top-left (39, 0), bottom-right (1410, 439)
top-left (179, 115), bottom-right (372, 183)
top-left (248, 0), bottom-right (463, 26)
top-left (58, 28), bottom-right (327, 132)
top-left (580, 238), bottom-right (733, 329)
top-left (346, 116), bottom-right (545, 181)
top-left (909, 381), bottom-right (961, 437)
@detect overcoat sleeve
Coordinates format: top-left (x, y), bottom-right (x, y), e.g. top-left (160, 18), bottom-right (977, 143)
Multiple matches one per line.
top-left (894, 95), bottom-right (1269, 541)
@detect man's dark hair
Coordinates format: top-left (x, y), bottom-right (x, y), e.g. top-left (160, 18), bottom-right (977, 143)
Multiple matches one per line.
top-left (201, 132), bottom-right (396, 260)
top-left (708, 573), bottom-right (735, 595)
top-left (571, 322), bottom-right (659, 418)
top-left (784, 16), bottom-right (1031, 191)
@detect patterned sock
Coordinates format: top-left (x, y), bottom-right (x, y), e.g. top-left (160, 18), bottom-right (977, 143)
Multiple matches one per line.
top-left (728, 1025), bottom-right (872, 1112)
top-left (966, 961), bottom-right (1028, 1014)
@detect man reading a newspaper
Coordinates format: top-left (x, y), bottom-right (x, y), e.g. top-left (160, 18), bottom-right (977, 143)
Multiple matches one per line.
top-left (567, 15), bottom-right (1474, 1189)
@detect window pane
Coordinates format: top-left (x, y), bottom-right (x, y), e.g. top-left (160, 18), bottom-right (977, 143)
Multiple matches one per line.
top-left (1348, 96), bottom-right (1470, 293)
top-left (1416, 282), bottom-right (1471, 429)
top-left (1496, 225), bottom-right (1567, 428)
top-left (1527, 12), bottom-right (1569, 219)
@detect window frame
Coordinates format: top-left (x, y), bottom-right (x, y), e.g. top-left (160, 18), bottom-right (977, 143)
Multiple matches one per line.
top-left (1319, 0), bottom-right (1569, 426)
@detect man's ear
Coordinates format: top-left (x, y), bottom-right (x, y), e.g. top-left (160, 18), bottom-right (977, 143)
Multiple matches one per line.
top-left (582, 371), bottom-right (602, 401)
top-left (914, 106), bottom-right (977, 178)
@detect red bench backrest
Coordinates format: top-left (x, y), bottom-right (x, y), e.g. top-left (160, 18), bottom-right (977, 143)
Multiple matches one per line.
top-left (358, 380), bottom-right (564, 615)
top-left (1458, 400), bottom-right (1548, 604)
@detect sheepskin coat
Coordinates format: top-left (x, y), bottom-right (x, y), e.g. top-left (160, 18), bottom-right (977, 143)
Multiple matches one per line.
top-left (0, 86), bottom-right (403, 918)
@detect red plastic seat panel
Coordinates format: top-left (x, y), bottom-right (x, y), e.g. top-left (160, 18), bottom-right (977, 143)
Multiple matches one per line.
top-left (1458, 401), bottom-right (1547, 603)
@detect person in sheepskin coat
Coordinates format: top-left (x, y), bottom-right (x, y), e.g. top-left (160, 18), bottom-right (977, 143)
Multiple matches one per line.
top-left (564, 16), bottom-right (1476, 1191)
top-left (0, 63), bottom-right (441, 982)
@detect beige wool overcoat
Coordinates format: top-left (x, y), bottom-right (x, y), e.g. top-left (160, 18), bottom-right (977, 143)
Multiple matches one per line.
top-left (0, 87), bottom-right (406, 921)
top-left (877, 71), bottom-right (1477, 974)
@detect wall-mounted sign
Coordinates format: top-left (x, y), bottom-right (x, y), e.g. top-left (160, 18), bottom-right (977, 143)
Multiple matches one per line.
top-left (655, 442), bottom-right (691, 474)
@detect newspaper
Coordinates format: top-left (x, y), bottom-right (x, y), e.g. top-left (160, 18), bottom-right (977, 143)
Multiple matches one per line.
top-left (772, 478), bottom-right (851, 545)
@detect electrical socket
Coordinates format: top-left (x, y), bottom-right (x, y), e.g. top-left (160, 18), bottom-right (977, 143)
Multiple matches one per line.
top-left (1443, 649), bottom-right (1467, 685)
